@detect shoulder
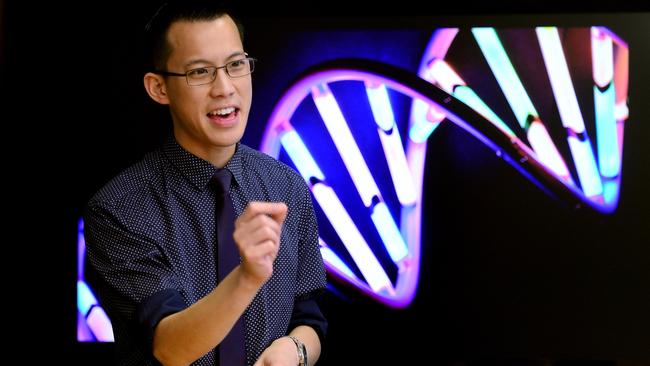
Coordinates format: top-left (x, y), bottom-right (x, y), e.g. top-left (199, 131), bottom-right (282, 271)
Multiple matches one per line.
top-left (239, 144), bottom-right (306, 186)
top-left (87, 150), bottom-right (165, 211)
top-left (237, 144), bottom-right (311, 202)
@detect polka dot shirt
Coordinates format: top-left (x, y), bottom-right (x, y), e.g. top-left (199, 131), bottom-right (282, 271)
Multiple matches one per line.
top-left (84, 139), bottom-right (327, 366)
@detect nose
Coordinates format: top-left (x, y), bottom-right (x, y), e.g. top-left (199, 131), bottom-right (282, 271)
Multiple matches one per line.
top-left (209, 68), bottom-right (236, 97)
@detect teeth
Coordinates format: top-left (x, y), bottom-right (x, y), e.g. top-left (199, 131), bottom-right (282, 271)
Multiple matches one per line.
top-left (210, 107), bottom-right (235, 116)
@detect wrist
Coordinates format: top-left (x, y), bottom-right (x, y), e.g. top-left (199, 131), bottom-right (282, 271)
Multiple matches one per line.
top-left (287, 335), bottom-right (307, 366)
top-left (234, 266), bottom-right (264, 291)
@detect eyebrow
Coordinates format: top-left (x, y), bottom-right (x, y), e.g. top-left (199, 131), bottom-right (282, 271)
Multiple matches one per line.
top-left (183, 51), bottom-right (247, 69)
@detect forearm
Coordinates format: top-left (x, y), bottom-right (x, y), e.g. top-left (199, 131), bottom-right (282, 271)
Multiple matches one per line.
top-left (289, 325), bottom-right (321, 365)
top-left (152, 265), bottom-right (262, 366)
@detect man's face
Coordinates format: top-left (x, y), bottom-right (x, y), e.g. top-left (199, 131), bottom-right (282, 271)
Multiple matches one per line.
top-left (163, 15), bottom-right (252, 162)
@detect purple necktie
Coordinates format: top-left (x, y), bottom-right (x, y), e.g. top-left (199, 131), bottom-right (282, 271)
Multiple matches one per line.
top-left (212, 169), bottom-right (246, 366)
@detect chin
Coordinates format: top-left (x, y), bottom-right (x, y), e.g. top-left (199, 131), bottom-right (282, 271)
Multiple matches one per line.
top-left (212, 131), bottom-right (244, 148)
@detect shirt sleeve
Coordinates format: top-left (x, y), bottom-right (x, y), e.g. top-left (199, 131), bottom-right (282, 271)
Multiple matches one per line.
top-left (294, 181), bottom-right (327, 297)
top-left (84, 201), bottom-right (186, 346)
top-left (290, 181), bottom-right (328, 341)
top-left (288, 295), bottom-right (328, 347)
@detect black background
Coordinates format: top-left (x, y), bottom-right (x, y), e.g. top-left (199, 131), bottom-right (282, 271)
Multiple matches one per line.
top-left (3, 1), bottom-right (649, 364)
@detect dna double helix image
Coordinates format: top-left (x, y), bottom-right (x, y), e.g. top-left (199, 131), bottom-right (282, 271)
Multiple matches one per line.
top-left (78, 26), bottom-right (629, 341)
top-left (259, 26), bottom-right (628, 308)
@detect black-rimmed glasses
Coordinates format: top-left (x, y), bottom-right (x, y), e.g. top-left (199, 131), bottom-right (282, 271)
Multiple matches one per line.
top-left (153, 57), bottom-right (256, 86)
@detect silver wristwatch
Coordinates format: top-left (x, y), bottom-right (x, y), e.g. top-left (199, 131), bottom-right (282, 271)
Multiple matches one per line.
top-left (287, 336), bottom-right (308, 366)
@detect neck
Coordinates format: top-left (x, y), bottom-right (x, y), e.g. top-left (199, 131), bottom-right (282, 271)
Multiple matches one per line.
top-left (174, 133), bottom-right (237, 168)
top-left (204, 144), bottom-right (236, 168)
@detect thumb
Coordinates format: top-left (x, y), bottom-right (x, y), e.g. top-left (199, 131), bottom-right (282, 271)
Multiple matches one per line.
top-left (268, 202), bottom-right (288, 225)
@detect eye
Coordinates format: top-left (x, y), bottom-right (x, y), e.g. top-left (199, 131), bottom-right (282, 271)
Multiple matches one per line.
top-left (229, 59), bottom-right (246, 68)
top-left (187, 67), bottom-right (211, 78)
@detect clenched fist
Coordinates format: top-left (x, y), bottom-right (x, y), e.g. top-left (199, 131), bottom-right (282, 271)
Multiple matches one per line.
top-left (233, 202), bottom-right (288, 286)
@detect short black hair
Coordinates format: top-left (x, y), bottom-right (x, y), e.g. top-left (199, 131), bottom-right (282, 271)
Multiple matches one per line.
top-left (144, 0), bottom-right (244, 72)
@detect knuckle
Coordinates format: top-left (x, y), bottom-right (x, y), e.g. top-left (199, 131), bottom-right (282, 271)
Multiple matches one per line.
top-left (232, 230), bottom-right (241, 243)
top-left (263, 226), bottom-right (275, 238)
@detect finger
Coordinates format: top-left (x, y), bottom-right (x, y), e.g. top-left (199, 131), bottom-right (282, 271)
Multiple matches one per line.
top-left (240, 202), bottom-right (288, 225)
top-left (244, 214), bottom-right (282, 237)
top-left (242, 240), bottom-right (278, 263)
top-left (235, 216), bottom-right (281, 246)
top-left (236, 203), bottom-right (259, 224)
top-left (242, 225), bottom-right (281, 249)
top-left (266, 202), bottom-right (288, 225)
top-left (235, 207), bottom-right (278, 233)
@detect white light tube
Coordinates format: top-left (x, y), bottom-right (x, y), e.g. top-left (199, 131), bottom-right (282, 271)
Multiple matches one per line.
top-left (567, 137), bottom-right (603, 197)
top-left (527, 120), bottom-right (573, 183)
top-left (312, 183), bottom-right (393, 293)
top-left (365, 83), bottom-right (417, 205)
top-left (370, 201), bottom-right (409, 263)
top-left (409, 99), bottom-right (445, 143)
top-left (537, 26), bottom-right (603, 194)
top-left (280, 129), bottom-right (325, 181)
top-left (472, 27), bottom-right (538, 129)
top-left (312, 84), bottom-right (380, 207)
top-left (377, 127), bottom-right (417, 206)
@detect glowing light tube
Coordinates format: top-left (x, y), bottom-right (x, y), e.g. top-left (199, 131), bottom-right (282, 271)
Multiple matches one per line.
top-left (408, 28), bottom-right (458, 144)
top-left (312, 183), bottom-right (393, 294)
top-left (591, 27), bottom-right (614, 88)
top-left (78, 280), bottom-right (97, 316)
top-left (602, 179), bottom-right (619, 206)
top-left (280, 129), bottom-right (325, 181)
top-left (473, 27), bottom-right (572, 186)
top-left (77, 220), bottom-right (85, 280)
top-left (376, 127), bottom-right (417, 206)
top-left (426, 59), bottom-right (515, 137)
top-left (365, 82), bottom-right (395, 131)
top-left (77, 280), bottom-right (114, 341)
top-left (594, 85), bottom-right (619, 178)
top-left (453, 86), bottom-right (515, 137)
top-left (86, 307), bottom-right (114, 342)
top-left (366, 82), bottom-right (417, 206)
top-left (312, 83), bottom-right (409, 263)
top-left (613, 39), bottom-right (629, 168)
top-left (536, 27), bottom-right (588, 133)
top-left (615, 101), bottom-right (629, 121)
top-left (408, 98), bottom-right (445, 143)
top-left (319, 242), bottom-right (358, 281)
top-left (591, 27), bottom-right (620, 178)
top-left (370, 201), bottom-right (409, 263)
top-left (537, 27), bottom-right (603, 195)
top-left (378, 128), bottom-right (417, 206)
top-left (312, 83), bottom-right (380, 207)
top-left (472, 27), bottom-right (538, 129)
top-left (281, 115), bottom-right (409, 266)
top-left (426, 58), bottom-right (464, 92)
top-left (567, 137), bottom-right (603, 197)
top-left (527, 120), bottom-right (573, 183)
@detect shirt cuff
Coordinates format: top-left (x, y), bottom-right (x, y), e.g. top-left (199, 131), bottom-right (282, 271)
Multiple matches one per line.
top-left (136, 289), bottom-right (186, 348)
top-left (288, 295), bottom-right (328, 347)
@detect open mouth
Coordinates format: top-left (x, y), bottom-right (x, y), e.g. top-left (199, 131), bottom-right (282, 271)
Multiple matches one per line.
top-left (207, 106), bottom-right (238, 122)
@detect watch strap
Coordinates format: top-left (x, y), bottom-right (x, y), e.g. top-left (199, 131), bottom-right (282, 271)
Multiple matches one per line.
top-left (287, 335), bottom-right (307, 366)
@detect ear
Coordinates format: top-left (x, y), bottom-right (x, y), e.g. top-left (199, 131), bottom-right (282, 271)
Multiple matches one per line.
top-left (143, 72), bottom-right (170, 105)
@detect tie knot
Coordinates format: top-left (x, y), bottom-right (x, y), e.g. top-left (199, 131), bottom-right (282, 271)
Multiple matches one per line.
top-left (211, 169), bottom-right (232, 196)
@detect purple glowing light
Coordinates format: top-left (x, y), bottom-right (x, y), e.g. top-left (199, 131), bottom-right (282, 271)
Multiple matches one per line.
top-left (77, 219), bottom-right (114, 342)
top-left (260, 26), bottom-right (628, 307)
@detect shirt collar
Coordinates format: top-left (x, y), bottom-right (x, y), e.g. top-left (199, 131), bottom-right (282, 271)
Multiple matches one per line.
top-left (163, 137), bottom-right (243, 191)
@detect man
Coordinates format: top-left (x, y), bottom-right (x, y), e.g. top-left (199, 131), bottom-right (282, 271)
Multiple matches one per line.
top-left (84, 1), bottom-right (327, 365)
